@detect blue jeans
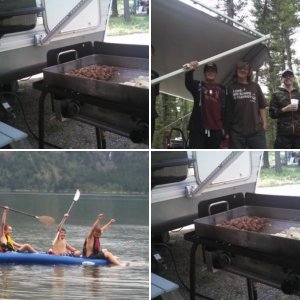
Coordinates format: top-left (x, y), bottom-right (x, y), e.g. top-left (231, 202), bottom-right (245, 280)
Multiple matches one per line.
top-left (230, 129), bottom-right (267, 149)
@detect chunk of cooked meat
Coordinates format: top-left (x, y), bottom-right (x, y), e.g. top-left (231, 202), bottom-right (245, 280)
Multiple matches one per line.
top-left (67, 65), bottom-right (115, 81)
top-left (218, 216), bottom-right (268, 232)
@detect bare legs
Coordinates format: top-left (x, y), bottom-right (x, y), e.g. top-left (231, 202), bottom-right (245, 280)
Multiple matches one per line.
top-left (18, 243), bottom-right (37, 253)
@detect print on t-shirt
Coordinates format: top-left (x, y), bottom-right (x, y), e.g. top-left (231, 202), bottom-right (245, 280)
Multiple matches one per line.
top-left (232, 88), bottom-right (257, 103)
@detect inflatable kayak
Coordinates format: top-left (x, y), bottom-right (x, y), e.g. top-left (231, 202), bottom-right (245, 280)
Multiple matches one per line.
top-left (0, 252), bottom-right (109, 266)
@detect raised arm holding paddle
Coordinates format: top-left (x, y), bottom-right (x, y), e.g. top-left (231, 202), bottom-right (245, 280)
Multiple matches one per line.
top-left (50, 190), bottom-right (81, 257)
top-left (0, 206), bottom-right (37, 253)
top-left (0, 204), bottom-right (55, 225)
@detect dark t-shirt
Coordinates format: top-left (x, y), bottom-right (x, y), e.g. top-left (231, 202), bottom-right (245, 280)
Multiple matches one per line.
top-left (227, 82), bottom-right (266, 135)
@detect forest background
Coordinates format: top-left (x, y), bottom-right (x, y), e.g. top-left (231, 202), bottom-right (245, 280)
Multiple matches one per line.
top-left (0, 152), bottom-right (149, 194)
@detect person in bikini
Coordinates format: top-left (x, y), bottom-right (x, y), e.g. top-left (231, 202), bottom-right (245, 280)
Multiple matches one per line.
top-left (0, 207), bottom-right (37, 253)
top-left (50, 213), bottom-right (80, 256)
top-left (82, 213), bottom-right (126, 266)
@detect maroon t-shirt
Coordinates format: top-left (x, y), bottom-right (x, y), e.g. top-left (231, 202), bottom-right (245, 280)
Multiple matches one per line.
top-left (202, 83), bottom-right (223, 130)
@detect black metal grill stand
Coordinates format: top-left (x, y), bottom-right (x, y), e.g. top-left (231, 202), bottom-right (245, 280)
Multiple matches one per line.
top-left (34, 80), bottom-right (115, 149)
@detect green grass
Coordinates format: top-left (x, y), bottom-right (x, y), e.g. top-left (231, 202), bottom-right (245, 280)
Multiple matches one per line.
top-left (106, 15), bottom-right (149, 36)
top-left (258, 166), bottom-right (300, 187)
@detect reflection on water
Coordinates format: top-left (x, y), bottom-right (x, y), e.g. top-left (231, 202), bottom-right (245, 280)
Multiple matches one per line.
top-left (0, 193), bottom-right (149, 299)
top-left (82, 266), bottom-right (101, 298)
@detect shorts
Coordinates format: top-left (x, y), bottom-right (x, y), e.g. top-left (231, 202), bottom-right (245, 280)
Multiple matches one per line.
top-left (89, 251), bottom-right (106, 259)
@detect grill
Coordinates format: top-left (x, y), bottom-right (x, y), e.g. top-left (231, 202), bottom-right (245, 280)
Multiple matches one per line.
top-left (43, 54), bottom-right (148, 105)
top-left (185, 193), bottom-right (300, 299)
top-left (34, 41), bottom-right (149, 148)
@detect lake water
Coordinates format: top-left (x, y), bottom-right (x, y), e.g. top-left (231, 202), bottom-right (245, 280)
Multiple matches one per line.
top-left (0, 193), bottom-right (149, 299)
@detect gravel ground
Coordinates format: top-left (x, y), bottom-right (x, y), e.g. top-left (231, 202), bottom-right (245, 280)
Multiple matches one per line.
top-left (152, 227), bottom-right (299, 300)
top-left (4, 75), bottom-right (148, 149)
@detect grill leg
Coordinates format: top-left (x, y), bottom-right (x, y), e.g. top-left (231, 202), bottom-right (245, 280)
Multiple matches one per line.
top-left (246, 278), bottom-right (258, 300)
top-left (95, 127), bottom-right (106, 149)
top-left (190, 241), bottom-right (201, 300)
top-left (38, 91), bottom-right (48, 149)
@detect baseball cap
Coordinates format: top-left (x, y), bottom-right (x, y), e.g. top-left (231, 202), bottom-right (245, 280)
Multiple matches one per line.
top-left (204, 62), bottom-right (217, 73)
top-left (281, 69), bottom-right (294, 77)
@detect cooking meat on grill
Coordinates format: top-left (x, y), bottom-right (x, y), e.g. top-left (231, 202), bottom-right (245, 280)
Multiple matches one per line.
top-left (219, 216), bottom-right (269, 232)
top-left (67, 65), bottom-right (115, 81)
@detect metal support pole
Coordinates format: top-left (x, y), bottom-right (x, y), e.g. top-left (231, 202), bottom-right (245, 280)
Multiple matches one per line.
top-left (95, 127), bottom-right (106, 149)
top-left (246, 278), bottom-right (258, 300)
top-left (190, 241), bottom-right (201, 300)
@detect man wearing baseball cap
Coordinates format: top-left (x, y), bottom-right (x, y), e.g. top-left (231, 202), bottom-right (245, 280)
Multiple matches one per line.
top-left (269, 68), bottom-right (300, 148)
top-left (183, 61), bottom-right (227, 148)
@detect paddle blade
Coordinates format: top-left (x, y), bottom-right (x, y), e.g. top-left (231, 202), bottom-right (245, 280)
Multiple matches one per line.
top-left (74, 189), bottom-right (80, 201)
top-left (37, 216), bottom-right (55, 225)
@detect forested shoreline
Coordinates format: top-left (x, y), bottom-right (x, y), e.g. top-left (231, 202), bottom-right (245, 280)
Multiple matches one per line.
top-left (0, 152), bottom-right (148, 194)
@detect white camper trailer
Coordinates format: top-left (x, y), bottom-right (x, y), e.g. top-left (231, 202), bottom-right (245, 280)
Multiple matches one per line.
top-left (0, 0), bottom-right (112, 84)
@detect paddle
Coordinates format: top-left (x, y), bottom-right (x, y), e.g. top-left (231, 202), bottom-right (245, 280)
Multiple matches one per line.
top-left (52, 189), bottom-right (80, 245)
top-left (0, 205), bottom-right (55, 225)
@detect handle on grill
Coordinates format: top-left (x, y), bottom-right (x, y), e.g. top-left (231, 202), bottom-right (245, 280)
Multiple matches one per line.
top-left (57, 49), bottom-right (78, 64)
top-left (208, 200), bottom-right (229, 215)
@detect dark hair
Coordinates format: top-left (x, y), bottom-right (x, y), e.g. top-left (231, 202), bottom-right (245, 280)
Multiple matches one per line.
top-left (59, 228), bottom-right (66, 233)
top-left (204, 62), bottom-right (217, 73)
top-left (233, 60), bottom-right (253, 83)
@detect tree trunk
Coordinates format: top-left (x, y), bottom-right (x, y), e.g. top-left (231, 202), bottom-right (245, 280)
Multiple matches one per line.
top-left (225, 0), bottom-right (234, 25)
top-left (283, 29), bottom-right (293, 69)
top-left (262, 151), bottom-right (270, 169)
top-left (275, 152), bottom-right (282, 173)
top-left (226, 0), bottom-right (235, 18)
top-left (124, 0), bottom-right (130, 22)
top-left (111, 0), bottom-right (118, 17)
